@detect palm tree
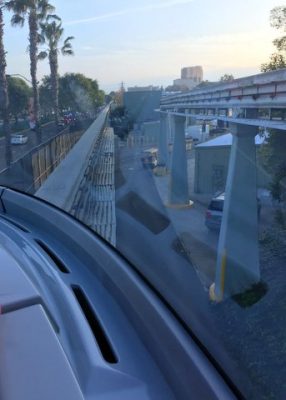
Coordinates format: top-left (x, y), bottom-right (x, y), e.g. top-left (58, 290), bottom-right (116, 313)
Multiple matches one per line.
top-left (38, 15), bottom-right (74, 127)
top-left (0, 1), bottom-right (11, 165)
top-left (6, 0), bottom-right (55, 140)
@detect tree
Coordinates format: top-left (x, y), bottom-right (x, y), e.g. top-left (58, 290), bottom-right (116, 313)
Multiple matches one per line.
top-left (39, 75), bottom-right (53, 115)
top-left (270, 6), bottom-right (286, 50)
top-left (261, 6), bottom-right (286, 72)
top-left (261, 53), bottom-right (286, 72)
top-left (59, 73), bottom-right (104, 113)
top-left (259, 6), bottom-right (286, 202)
top-left (7, 76), bottom-right (32, 123)
top-left (39, 73), bottom-right (105, 116)
top-left (6, 0), bottom-right (55, 138)
top-left (0, 1), bottom-right (11, 165)
top-left (38, 15), bottom-right (74, 126)
top-left (220, 74), bottom-right (234, 82)
top-left (259, 129), bottom-right (286, 201)
top-left (195, 80), bottom-right (215, 89)
top-left (98, 89), bottom-right (105, 106)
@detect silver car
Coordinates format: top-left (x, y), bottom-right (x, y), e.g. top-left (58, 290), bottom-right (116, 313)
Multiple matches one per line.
top-left (205, 192), bottom-right (261, 230)
top-left (205, 193), bottom-right (224, 230)
top-left (11, 134), bottom-right (28, 145)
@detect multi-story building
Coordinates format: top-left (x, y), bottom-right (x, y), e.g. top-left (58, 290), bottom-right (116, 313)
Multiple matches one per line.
top-left (173, 66), bottom-right (203, 90)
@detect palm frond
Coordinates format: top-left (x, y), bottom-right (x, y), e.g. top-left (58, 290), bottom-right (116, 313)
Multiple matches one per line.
top-left (5, 0), bottom-right (26, 14)
top-left (64, 36), bottom-right (74, 45)
top-left (61, 48), bottom-right (74, 56)
top-left (11, 13), bottom-right (25, 27)
top-left (62, 42), bottom-right (72, 50)
top-left (61, 35), bottom-right (74, 56)
top-left (46, 14), bottom-right (61, 22)
top-left (41, 17), bottom-right (66, 49)
top-left (37, 0), bottom-right (55, 19)
top-left (38, 50), bottom-right (48, 60)
top-left (37, 32), bottom-right (45, 44)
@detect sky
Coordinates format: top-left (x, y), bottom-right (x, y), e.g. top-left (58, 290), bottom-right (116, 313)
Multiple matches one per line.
top-left (3, 0), bottom-right (283, 92)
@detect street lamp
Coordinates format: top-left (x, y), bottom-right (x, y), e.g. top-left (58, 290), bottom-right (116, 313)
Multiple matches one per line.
top-left (7, 74), bottom-right (40, 86)
top-left (6, 74), bottom-right (33, 85)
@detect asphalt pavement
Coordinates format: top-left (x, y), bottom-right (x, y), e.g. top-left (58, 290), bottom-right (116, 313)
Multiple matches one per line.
top-left (153, 172), bottom-right (219, 287)
top-left (114, 136), bottom-right (225, 354)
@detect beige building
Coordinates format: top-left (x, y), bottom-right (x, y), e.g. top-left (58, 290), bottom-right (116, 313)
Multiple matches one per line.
top-left (173, 66), bottom-right (203, 90)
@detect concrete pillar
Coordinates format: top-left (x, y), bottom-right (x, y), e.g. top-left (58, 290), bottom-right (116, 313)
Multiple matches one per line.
top-left (169, 115), bottom-right (189, 205)
top-left (185, 109), bottom-right (190, 129)
top-left (211, 123), bottom-right (260, 300)
top-left (167, 113), bottom-right (174, 144)
top-left (158, 113), bottom-right (169, 167)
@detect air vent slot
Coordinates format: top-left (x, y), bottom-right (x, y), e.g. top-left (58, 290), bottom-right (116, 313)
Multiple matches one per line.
top-left (35, 240), bottom-right (70, 274)
top-left (72, 285), bottom-right (118, 364)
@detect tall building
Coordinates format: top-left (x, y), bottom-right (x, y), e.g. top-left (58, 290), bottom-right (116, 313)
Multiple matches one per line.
top-left (181, 66), bottom-right (203, 82)
top-left (173, 66), bottom-right (203, 90)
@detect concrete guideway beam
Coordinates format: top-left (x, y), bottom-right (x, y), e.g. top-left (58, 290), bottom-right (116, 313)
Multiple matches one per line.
top-left (36, 106), bottom-right (109, 209)
top-left (211, 123), bottom-right (260, 301)
top-left (169, 115), bottom-right (189, 206)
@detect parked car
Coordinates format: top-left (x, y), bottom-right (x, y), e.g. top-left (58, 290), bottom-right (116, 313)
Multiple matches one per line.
top-left (205, 192), bottom-right (261, 230)
top-left (205, 192), bottom-right (225, 230)
top-left (11, 134), bottom-right (28, 145)
top-left (58, 119), bottom-right (66, 127)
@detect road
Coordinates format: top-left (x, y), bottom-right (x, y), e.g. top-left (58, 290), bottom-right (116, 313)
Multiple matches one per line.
top-left (0, 122), bottom-right (61, 171)
top-left (114, 137), bottom-right (218, 343)
top-left (116, 137), bottom-right (220, 288)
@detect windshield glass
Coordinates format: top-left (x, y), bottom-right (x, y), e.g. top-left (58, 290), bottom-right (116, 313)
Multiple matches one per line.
top-left (1, 0), bottom-right (286, 398)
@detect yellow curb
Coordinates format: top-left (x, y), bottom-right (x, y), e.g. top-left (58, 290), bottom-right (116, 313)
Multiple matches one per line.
top-left (165, 200), bottom-right (194, 209)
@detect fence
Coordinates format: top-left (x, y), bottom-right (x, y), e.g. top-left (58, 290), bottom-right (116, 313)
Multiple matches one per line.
top-left (0, 123), bottom-right (90, 194)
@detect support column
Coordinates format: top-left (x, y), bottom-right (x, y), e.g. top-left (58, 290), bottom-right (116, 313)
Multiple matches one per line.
top-left (169, 115), bottom-right (189, 205)
top-left (158, 113), bottom-right (169, 167)
top-left (185, 109), bottom-right (190, 130)
top-left (167, 113), bottom-right (173, 143)
top-left (211, 124), bottom-right (260, 300)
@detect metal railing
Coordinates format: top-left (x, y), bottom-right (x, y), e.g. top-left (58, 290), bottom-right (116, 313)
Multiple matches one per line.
top-left (0, 122), bottom-right (91, 194)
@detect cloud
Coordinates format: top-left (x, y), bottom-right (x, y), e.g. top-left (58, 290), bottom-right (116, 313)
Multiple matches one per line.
top-left (66, 0), bottom-right (194, 26)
